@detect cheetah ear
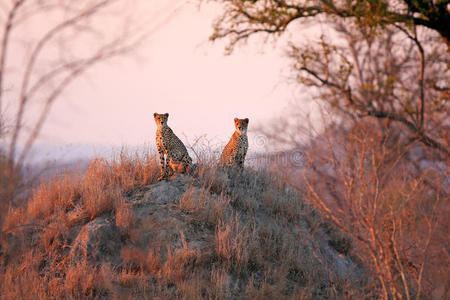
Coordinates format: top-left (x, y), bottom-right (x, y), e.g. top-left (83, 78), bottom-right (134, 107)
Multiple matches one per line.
top-left (154, 113), bottom-right (158, 118)
top-left (244, 118), bottom-right (249, 124)
top-left (165, 113), bottom-right (169, 118)
top-left (234, 118), bottom-right (239, 123)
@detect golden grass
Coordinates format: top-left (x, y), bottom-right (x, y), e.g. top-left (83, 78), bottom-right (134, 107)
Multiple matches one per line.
top-left (115, 198), bottom-right (135, 230)
top-left (0, 148), bottom-right (407, 299)
top-left (216, 214), bottom-right (251, 273)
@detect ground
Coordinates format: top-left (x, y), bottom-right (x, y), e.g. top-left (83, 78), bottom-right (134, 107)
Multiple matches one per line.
top-left (0, 156), bottom-right (367, 299)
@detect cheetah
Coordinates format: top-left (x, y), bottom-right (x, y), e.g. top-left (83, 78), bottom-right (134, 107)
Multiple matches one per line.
top-left (154, 113), bottom-right (193, 181)
top-left (219, 117), bottom-right (249, 169)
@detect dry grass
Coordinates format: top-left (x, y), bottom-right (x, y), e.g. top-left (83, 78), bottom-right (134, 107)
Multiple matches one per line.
top-left (2, 130), bottom-right (444, 299)
top-left (115, 198), bottom-right (135, 230)
top-left (0, 149), bottom-right (371, 299)
top-left (1, 151), bottom-right (160, 298)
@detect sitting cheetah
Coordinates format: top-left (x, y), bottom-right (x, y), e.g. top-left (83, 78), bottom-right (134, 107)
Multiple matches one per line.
top-left (154, 113), bottom-right (193, 180)
top-left (219, 117), bottom-right (249, 168)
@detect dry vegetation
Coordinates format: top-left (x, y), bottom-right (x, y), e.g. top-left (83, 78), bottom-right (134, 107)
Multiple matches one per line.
top-left (1, 1), bottom-right (447, 299)
top-left (258, 114), bottom-right (449, 300)
top-left (204, 5), bottom-right (450, 298)
top-left (0, 149), bottom-right (368, 299)
top-left (298, 120), bottom-right (449, 300)
top-left (1, 121), bottom-right (448, 299)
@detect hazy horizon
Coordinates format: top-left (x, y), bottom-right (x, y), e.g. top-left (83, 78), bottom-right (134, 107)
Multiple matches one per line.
top-left (2, 0), bottom-right (326, 166)
top-left (19, 0), bottom-right (311, 164)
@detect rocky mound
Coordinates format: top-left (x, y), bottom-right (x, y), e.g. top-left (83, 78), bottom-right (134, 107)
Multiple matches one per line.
top-left (1, 163), bottom-right (366, 299)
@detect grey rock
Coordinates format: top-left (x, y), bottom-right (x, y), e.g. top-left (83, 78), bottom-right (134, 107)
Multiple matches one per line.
top-left (69, 217), bottom-right (120, 265)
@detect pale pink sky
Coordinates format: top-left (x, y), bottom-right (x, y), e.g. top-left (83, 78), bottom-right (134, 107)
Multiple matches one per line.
top-left (28, 1), bottom-right (319, 161)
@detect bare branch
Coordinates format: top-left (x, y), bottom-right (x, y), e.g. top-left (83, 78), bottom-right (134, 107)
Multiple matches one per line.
top-left (295, 41), bottom-right (449, 157)
top-left (7, 0), bottom-right (114, 165)
top-left (0, 0), bottom-right (25, 129)
top-left (16, 23), bottom-right (144, 166)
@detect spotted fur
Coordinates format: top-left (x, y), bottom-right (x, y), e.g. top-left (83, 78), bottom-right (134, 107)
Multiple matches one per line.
top-left (219, 117), bottom-right (249, 168)
top-left (154, 113), bottom-right (192, 180)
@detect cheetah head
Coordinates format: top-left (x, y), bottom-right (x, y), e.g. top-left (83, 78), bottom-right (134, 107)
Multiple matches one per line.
top-left (154, 113), bottom-right (169, 127)
top-left (234, 117), bottom-right (249, 134)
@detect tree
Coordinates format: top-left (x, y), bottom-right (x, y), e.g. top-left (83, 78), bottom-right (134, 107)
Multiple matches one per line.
top-left (301, 118), bottom-right (447, 300)
top-left (207, 0), bottom-right (449, 157)
top-left (0, 0), bottom-right (148, 204)
top-left (208, 0), bottom-right (450, 49)
top-left (207, 1), bottom-right (449, 298)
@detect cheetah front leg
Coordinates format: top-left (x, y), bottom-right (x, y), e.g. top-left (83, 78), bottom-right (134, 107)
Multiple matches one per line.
top-left (165, 150), bottom-right (173, 177)
top-left (157, 148), bottom-right (166, 181)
